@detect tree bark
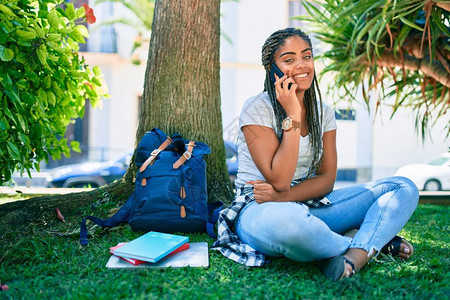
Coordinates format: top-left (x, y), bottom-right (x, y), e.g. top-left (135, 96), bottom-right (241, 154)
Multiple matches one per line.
top-left (136, 0), bottom-right (232, 203)
top-left (0, 0), bottom-right (232, 229)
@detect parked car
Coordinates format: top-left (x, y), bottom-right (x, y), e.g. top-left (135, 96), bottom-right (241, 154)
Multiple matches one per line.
top-left (47, 150), bottom-right (132, 188)
top-left (394, 152), bottom-right (450, 191)
top-left (47, 141), bottom-right (239, 188)
top-left (9, 169), bottom-right (49, 187)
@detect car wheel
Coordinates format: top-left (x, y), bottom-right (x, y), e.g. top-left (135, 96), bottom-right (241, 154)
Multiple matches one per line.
top-left (423, 179), bottom-right (441, 191)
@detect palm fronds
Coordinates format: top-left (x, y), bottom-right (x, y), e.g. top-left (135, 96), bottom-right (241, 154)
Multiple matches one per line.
top-left (295, 0), bottom-right (449, 137)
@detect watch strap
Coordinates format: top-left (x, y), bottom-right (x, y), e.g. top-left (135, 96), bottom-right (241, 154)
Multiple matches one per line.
top-left (282, 117), bottom-right (301, 131)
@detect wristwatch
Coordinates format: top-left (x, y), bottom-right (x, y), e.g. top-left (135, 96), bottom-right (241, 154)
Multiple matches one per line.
top-left (282, 117), bottom-right (301, 131)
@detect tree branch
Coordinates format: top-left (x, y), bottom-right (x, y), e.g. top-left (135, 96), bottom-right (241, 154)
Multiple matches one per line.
top-left (436, 2), bottom-right (450, 11)
top-left (376, 52), bottom-right (450, 87)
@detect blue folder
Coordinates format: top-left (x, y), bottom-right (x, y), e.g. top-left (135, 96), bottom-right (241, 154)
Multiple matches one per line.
top-left (112, 231), bottom-right (189, 263)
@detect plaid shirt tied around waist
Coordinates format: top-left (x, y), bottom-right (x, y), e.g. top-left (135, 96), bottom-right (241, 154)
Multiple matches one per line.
top-left (211, 179), bottom-right (331, 267)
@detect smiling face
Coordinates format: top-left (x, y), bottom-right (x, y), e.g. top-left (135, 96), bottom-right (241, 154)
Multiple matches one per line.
top-left (274, 36), bottom-right (315, 92)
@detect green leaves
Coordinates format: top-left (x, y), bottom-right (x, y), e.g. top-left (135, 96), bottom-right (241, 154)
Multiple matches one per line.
top-left (70, 140), bottom-right (81, 153)
top-left (65, 3), bottom-right (75, 20)
top-left (37, 44), bottom-right (47, 65)
top-left (0, 0), bottom-right (108, 184)
top-left (75, 25), bottom-right (89, 38)
top-left (399, 16), bottom-right (423, 32)
top-left (0, 3), bottom-right (15, 18)
top-left (15, 29), bottom-right (36, 40)
top-left (6, 141), bottom-right (20, 160)
top-left (0, 44), bottom-right (14, 61)
top-left (47, 9), bottom-right (60, 29)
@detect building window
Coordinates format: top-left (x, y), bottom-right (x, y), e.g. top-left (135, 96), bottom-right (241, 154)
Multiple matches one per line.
top-left (288, 0), bottom-right (306, 28)
top-left (335, 109), bottom-right (356, 121)
top-left (288, 1), bottom-right (321, 54)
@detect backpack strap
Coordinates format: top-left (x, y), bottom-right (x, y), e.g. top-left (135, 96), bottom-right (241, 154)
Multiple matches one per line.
top-left (140, 136), bottom-right (172, 186)
top-left (173, 141), bottom-right (195, 169)
top-left (79, 193), bottom-right (134, 246)
top-left (174, 141), bottom-right (195, 218)
top-left (206, 201), bottom-right (223, 239)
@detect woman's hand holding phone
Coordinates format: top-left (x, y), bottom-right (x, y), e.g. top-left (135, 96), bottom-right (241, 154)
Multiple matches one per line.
top-left (274, 73), bottom-right (300, 116)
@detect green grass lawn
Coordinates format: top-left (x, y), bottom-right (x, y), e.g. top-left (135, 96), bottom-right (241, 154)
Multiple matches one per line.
top-left (1, 202), bottom-right (449, 299)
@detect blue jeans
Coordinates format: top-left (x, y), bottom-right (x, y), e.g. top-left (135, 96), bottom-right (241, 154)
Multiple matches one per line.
top-left (235, 176), bottom-right (419, 261)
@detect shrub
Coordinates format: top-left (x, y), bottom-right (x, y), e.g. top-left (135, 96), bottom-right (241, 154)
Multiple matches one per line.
top-left (0, 0), bottom-right (107, 184)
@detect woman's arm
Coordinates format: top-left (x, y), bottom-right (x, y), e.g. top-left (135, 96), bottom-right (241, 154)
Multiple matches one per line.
top-left (242, 124), bottom-right (301, 191)
top-left (252, 129), bottom-right (337, 202)
top-left (242, 75), bottom-right (302, 192)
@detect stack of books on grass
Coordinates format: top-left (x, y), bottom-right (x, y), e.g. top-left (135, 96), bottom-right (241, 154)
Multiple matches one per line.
top-left (106, 231), bottom-right (209, 268)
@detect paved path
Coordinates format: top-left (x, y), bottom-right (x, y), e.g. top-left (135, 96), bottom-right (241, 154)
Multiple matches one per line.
top-left (0, 187), bottom-right (94, 196)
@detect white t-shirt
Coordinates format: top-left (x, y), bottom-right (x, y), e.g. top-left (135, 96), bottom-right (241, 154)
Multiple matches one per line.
top-left (235, 92), bottom-right (337, 188)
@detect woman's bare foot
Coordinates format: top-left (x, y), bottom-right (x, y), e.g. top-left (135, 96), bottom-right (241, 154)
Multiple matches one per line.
top-left (397, 239), bottom-right (414, 260)
top-left (342, 248), bottom-right (370, 278)
top-left (334, 231), bottom-right (414, 279)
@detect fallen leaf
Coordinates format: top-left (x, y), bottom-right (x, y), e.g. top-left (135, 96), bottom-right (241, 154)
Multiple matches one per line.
top-left (55, 208), bottom-right (65, 223)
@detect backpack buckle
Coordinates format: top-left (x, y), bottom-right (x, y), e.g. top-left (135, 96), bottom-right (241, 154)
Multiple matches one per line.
top-left (151, 149), bottom-right (161, 157)
top-left (183, 151), bottom-right (192, 160)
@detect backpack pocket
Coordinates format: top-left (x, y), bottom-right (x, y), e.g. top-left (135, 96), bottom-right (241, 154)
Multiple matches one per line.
top-left (128, 161), bottom-right (205, 232)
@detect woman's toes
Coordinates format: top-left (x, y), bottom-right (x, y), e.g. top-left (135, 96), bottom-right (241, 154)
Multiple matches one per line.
top-left (400, 243), bottom-right (409, 253)
top-left (344, 263), bottom-right (354, 277)
top-left (398, 243), bottom-right (413, 259)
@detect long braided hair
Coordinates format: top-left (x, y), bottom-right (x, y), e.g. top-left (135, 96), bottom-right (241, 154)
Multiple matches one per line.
top-left (261, 28), bottom-right (324, 178)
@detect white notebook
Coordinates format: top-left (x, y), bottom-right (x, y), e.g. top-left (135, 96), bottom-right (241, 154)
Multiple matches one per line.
top-left (106, 242), bottom-right (209, 268)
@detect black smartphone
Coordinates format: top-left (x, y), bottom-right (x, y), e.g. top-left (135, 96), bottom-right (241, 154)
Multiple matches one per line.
top-left (269, 63), bottom-right (292, 89)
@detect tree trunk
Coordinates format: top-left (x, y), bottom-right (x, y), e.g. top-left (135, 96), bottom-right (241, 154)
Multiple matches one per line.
top-left (0, 0), bottom-right (232, 229)
top-left (135, 0), bottom-right (232, 203)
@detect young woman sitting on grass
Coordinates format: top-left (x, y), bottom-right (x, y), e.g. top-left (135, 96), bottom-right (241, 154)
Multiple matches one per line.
top-left (212, 27), bottom-right (419, 281)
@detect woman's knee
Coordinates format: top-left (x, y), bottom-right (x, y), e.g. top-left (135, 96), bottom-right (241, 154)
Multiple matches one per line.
top-left (394, 176), bottom-right (419, 200)
top-left (387, 176), bottom-right (420, 210)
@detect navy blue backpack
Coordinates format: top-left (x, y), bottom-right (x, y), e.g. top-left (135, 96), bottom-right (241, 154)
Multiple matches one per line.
top-left (80, 128), bottom-right (222, 245)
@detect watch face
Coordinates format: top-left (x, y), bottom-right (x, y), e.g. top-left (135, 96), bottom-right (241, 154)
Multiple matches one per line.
top-left (282, 117), bottom-right (292, 130)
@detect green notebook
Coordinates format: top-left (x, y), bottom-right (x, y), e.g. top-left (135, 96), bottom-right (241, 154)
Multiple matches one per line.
top-left (112, 231), bottom-right (189, 263)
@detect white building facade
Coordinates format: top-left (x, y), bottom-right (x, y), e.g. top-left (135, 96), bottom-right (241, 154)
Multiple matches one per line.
top-left (79, 0), bottom-right (448, 183)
